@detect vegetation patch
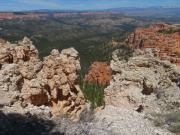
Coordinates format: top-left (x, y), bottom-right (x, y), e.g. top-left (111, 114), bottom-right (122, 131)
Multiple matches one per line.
top-left (79, 72), bottom-right (106, 109)
top-left (152, 111), bottom-right (180, 134)
top-left (83, 82), bottom-right (105, 109)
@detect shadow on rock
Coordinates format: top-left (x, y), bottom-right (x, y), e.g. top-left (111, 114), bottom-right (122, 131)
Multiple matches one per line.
top-left (0, 111), bottom-right (64, 135)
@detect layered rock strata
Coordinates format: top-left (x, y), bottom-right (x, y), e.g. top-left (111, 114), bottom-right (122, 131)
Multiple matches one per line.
top-left (126, 23), bottom-right (180, 64)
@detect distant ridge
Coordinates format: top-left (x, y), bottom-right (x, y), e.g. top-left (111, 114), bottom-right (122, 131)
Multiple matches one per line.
top-left (104, 7), bottom-right (180, 16)
top-left (0, 7), bottom-right (180, 17)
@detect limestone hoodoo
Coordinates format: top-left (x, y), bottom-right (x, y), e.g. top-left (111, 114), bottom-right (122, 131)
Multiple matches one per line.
top-left (0, 37), bottom-right (85, 120)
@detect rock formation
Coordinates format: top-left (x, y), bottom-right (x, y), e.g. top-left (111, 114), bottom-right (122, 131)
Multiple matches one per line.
top-left (85, 62), bottom-right (112, 85)
top-left (126, 23), bottom-right (180, 64)
top-left (0, 37), bottom-right (85, 120)
top-left (105, 48), bottom-right (180, 114)
top-left (0, 37), bottom-right (176, 135)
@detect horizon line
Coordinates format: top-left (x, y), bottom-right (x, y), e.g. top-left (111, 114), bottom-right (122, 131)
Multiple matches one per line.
top-left (0, 6), bottom-right (180, 12)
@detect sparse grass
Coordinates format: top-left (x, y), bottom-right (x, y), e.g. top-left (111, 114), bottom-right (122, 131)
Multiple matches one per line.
top-left (114, 45), bottom-right (133, 61)
top-left (78, 73), bottom-right (106, 109)
top-left (169, 123), bottom-right (180, 134)
top-left (152, 113), bottom-right (166, 127)
top-left (166, 111), bottom-right (180, 134)
top-left (81, 81), bottom-right (106, 109)
top-left (152, 111), bottom-right (180, 134)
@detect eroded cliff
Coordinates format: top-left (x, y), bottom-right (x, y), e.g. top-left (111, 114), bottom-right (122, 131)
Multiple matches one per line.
top-left (126, 23), bottom-right (180, 64)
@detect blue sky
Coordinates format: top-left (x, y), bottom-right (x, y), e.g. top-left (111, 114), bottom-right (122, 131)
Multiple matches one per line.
top-left (0, 0), bottom-right (180, 11)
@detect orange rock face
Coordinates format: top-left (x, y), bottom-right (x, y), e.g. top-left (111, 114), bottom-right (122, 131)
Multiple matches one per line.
top-left (85, 62), bottom-right (112, 85)
top-left (126, 23), bottom-right (180, 64)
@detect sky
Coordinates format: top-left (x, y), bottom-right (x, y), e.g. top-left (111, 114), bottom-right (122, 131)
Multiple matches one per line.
top-left (0, 0), bottom-right (180, 11)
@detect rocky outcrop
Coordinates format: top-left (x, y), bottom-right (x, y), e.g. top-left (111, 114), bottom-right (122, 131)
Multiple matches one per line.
top-left (0, 37), bottom-right (39, 64)
top-left (49, 105), bottom-right (173, 135)
top-left (85, 62), bottom-right (112, 85)
top-left (126, 23), bottom-right (180, 65)
top-left (41, 48), bottom-right (85, 119)
top-left (0, 37), bottom-right (176, 135)
top-left (0, 37), bottom-right (85, 120)
top-left (105, 48), bottom-right (180, 114)
top-left (0, 37), bottom-right (40, 107)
